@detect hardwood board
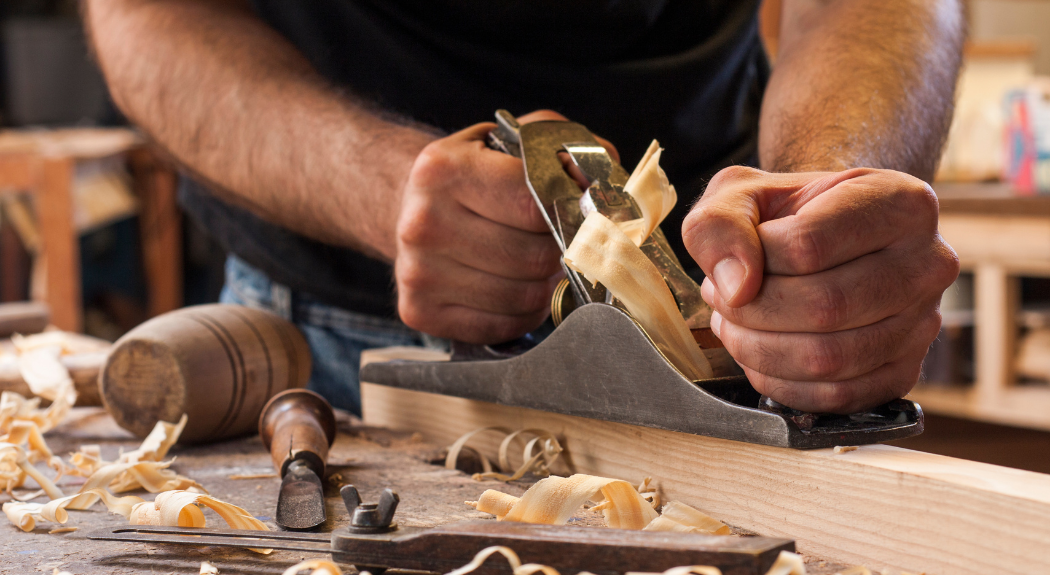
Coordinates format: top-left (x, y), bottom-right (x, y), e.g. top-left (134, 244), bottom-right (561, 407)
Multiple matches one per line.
top-left (361, 347), bottom-right (1050, 575)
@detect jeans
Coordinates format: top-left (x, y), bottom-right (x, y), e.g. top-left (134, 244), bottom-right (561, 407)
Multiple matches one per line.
top-left (219, 255), bottom-right (426, 416)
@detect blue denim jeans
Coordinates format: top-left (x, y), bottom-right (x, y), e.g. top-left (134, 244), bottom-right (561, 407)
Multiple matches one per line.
top-left (219, 255), bottom-right (428, 416)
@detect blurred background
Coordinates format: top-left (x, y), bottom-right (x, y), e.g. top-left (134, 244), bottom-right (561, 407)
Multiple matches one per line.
top-left (1, 0), bottom-right (1049, 469)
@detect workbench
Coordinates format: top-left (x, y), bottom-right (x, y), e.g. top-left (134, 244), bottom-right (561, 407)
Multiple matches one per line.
top-left (0, 408), bottom-right (852, 575)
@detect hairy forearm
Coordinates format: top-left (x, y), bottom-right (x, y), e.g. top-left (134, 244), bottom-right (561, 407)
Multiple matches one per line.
top-left (758, 0), bottom-right (964, 180)
top-left (83, 0), bottom-right (436, 260)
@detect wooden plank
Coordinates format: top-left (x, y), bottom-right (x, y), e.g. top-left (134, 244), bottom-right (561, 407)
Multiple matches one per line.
top-left (36, 157), bottom-right (81, 332)
top-left (360, 347), bottom-right (1050, 575)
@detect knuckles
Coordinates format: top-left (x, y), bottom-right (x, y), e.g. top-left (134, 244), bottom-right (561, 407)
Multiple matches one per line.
top-left (395, 197), bottom-right (442, 248)
top-left (706, 165), bottom-right (763, 191)
top-left (799, 337), bottom-right (847, 381)
top-left (408, 141), bottom-right (460, 193)
top-left (782, 224), bottom-right (831, 276)
top-left (802, 281), bottom-right (850, 332)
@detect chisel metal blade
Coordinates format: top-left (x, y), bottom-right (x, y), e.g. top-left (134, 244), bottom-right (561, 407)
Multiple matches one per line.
top-left (275, 460), bottom-right (326, 530)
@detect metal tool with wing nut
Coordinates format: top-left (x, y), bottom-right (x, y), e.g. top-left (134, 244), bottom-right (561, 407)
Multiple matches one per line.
top-left (361, 110), bottom-right (923, 449)
top-left (89, 485), bottom-right (795, 575)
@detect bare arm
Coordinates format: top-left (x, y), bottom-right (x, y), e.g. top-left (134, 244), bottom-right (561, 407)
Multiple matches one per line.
top-left (759, 0), bottom-right (965, 179)
top-left (83, 0), bottom-right (435, 261)
top-left (85, 0), bottom-right (569, 343)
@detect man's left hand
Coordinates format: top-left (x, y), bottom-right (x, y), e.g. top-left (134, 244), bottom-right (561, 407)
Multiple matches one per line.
top-left (682, 166), bottom-right (959, 413)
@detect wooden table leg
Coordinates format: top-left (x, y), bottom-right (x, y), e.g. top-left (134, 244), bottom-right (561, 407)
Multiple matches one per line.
top-left (130, 148), bottom-right (183, 317)
top-left (974, 263), bottom-right (1019, 398)
top-left (37, 157), bottom-right (81, 332)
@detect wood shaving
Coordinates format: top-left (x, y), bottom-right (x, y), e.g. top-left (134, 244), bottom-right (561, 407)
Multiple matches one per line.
top-left (200, 561), bottom-right (219, 574)
top-left (447, 427), bottom-right (564, 482)
top-left (644, 501), bottom-right (730, 535)
top-left (619, 140), bottom-right (677, 247)
top-left (764, 551), bottom-right (807, 575)
top-left (446, 427), bottom-right (510, 475)
top-left (468, 474), bottom-right (658, 529)
top-left (47, 526), bottom-right (77, 534)
top-left (17, 347), bottom-right (73, 402)
top-left (564, 212), bottom-right (712, 381)
top-left (11, 488), bottom-right (46, 501)
top-left (0, 442), bottom-right (63, 499)
top-left (228, 473), bottom-right (278, 480)
top-left (1, 413), bottom-right (204, 533)
top-left (281, 559), bottom-right (344, 575)
top-left (833, 446), bottom-right (859, 454)
top-left (118, 413), bottom-right (187, 464)
top-left (129, 490), bottom-right (271, 553)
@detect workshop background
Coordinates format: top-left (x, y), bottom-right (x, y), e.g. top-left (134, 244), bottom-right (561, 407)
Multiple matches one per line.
top-left (1, 0), bottom-right (1049, 470)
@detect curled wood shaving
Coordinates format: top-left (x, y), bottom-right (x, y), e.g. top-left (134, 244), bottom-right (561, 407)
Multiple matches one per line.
top-left (0, 381), bottom-right (75, 434)
top-left (282, 559), bottom-right (344, 575)
top-left (118, 413), bottom-right (188, 464)
top-left (468, 474), bottom-right (658, 529)
top-left (3, 487), bottom-right (144, 531)
top-left (130, 489), bottom-right (266, 530)
top-left (637, 477), bottom-right (659, 508)
top-left (447, 427), bottom-right (564, 482)
top-left (619, 140), bottom-right (677, 247)
top-left (564, 212), bottom-right (712, 381)
top-left (0, 442), bottom-right (63, 499)
top-left (68, 444), bottom-right (103, 477)
top-left (833, 446), bottom-right (859, 454)
top-left (129, 489), bottom-right (271, 553)
top-left (200, 562), bottom-right (219, 574)
top-left (445, 427), bottom-right (510, 475)
top-left (764, 551), bottom-right (807, 575)
top-left (644, 501), bottom-right (730, 535)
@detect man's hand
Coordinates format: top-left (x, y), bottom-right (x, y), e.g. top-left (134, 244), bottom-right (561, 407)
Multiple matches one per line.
top-left (395, 111), bottom-right (616, 344)
top-left (682, 166), bottom-right (959, 413)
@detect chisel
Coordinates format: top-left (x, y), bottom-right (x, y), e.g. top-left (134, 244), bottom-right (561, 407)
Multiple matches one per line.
top-left (259, 388), bottom-right (337, 531)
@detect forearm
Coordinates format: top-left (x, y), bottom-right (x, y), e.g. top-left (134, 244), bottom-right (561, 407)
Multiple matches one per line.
top-left (83, 0), bottom-right (436, 260)
top-left (758, 0), bottom-right (964, 180)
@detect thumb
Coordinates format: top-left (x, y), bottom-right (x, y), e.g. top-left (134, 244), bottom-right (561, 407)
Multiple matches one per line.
top-left (682, 167), bottom-right (815, 307)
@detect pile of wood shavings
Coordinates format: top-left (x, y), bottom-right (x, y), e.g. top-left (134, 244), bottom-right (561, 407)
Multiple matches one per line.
top-left (0, 378), bottom-right (269, 542)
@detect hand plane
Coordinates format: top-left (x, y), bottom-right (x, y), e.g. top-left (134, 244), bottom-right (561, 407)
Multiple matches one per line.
top-left (361, 111), bottom-right (922, 449)
top-left (90, 485), bottom-right (794, 575)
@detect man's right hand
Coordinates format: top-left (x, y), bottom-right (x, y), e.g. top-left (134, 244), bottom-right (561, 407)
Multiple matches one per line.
top-left (395, 114), bottom-right (569, 344)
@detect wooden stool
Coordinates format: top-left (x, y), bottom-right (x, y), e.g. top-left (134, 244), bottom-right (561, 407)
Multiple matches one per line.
top-left (0, 128), bottom-right (182, 332)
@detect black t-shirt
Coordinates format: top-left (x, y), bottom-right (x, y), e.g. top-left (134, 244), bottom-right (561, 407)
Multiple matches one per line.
top-left (179, 0), bottom-right (769, 317)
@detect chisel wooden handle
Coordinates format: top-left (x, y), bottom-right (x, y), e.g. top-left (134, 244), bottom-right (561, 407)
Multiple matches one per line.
top-left (259, 389), bottom-right (337, 477)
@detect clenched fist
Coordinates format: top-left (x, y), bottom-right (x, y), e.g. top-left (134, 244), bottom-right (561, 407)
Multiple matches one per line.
top-left (395, 111), bottom-right (617, 344)
top-left (682, 167), bottom-right (959, 413)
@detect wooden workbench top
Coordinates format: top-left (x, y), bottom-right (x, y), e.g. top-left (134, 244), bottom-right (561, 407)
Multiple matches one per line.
top-left (0, 408), bottom-right (523, 574)
top-left (0, 409), bottom-right (848, 575)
